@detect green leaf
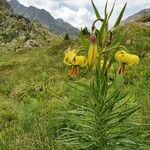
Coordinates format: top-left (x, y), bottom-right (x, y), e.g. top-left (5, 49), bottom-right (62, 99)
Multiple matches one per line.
top-left (95, 65), bottom-right (101, 91)
top-left (109, 27), bottom-right (128, 48)
top-left (106, 87), bottom-right (122, 104)
top-left (107, 107), bottom-right (140, 129)
top-left (74, 81), bottom-right (89, 90)
top-left (118, 139), bottom-right (137, 145)
top-left (101, 54), bottom-right (108, 74)
top-left (70, 102), bottom-right (95, 113)
top-left (100, 72), bottom-right (107, 97)
top-left (117, 107), bottom-right (140, 123)
top-left (105, 0), bottom-right (108, 18)
top-left (98, 15), bottom-right (108, 47)
top-left (114, 3), bottom-right (127, 28)
top-left (106, 56), bottom-right (114, 71)
top-left (90, 81), bottom-right (99, 102)
top-left (91, 0), bottom-right (101, 19)
top-left (79, 32), bottom-right (90, 50)
top-left (102, 92), bottom-right (126, 115)
top-left (108, 0), bottom-right (116, 19)
top-left (113, 74), bottom-right (124, 88)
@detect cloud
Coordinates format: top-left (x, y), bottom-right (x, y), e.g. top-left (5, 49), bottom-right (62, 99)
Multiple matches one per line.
top-left (52, 6), bottom-right (94, 29)
top-left (17, 0), bottom-right (59, 10)
top-left (16, 0), bottom-right (150, 29)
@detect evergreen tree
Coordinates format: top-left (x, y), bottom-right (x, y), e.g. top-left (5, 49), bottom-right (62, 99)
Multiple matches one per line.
top-left (64, 33), bottom-right (70, 40)
top-left (81, 27), bottom-right (90, 35)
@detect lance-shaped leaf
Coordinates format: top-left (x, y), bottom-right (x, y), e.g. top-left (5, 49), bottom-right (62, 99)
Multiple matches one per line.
top-left (108, 0), bottom-right (116, 19)
top-left (91, 0), bottom-right (101, 19)
top-left (109, 27), bottom-right (128, 48)
top-left (114, 3), bottom-right (127, 28)
top-left (79, 32), bottom-right (90, 50)
top-left (105, 0), bottom-right (108, 18)
top-left (98, 15), bottom-right (108, 47)
top-left (104, 0), bottom-right (109, 30)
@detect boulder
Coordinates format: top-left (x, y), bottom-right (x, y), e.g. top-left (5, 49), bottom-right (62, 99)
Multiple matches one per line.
top-left (24, 40), bottom-right (38, 49)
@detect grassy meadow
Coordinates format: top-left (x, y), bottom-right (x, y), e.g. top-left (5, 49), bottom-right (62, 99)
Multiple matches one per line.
top-left (0, 4), bottom-right (150, 150)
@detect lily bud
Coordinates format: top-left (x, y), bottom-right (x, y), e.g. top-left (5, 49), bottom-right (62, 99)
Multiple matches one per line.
top-left (88, 35), bottom-right (98, 69)
top-left (115, 50), bottom-right (140, 66)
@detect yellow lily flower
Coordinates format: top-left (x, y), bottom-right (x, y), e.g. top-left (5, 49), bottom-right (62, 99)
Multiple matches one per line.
top-left (64, 49), bottom-right (77, 65)
top-left (88, 35), bottom-right (98, 69)
top-left (115, 50), bottom-right (140, 66)
top-left (115, 50), bottom-right (140, 75)
top-left (64, 49), bottom-right (87, 67)
top-left (63, 49), bottom-right (87, 77)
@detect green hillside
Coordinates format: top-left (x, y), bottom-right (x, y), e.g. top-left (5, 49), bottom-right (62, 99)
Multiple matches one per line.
top-left (0, 8), bottom-right (73, 149)
top-left (0, 5), bottom-right (150, 150)
top-left (0, 8), bottom-right (68, 103)
top-left (117, 23), bottom-right (150, 138)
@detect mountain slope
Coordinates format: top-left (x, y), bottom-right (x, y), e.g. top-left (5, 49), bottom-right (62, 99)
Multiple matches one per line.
top-left (0, 6), bottom-right (62, 54)
top-left (0, 0), bottom-right (11, 10)
top-left (123, 8), bottom-right (150, 24)
top-left (0, 2), bottom-right (68, 103)
top-left (9, 0), bottom-right (80, 36)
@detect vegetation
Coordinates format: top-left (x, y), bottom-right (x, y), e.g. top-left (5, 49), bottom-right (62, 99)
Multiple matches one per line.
top-left (81, 27), bottom-right (90, 35)
top-left (0, 0), bottom-right (150, 150)
top-left (64, 33), bottom-right (70, 41)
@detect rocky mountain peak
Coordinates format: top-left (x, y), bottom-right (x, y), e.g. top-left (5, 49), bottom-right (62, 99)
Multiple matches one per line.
top-left (9, 0), bottom-right (79, 36)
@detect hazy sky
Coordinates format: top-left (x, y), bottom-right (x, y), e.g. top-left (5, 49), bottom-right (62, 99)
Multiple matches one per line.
top-left (15, 0), bottom-right (150, 29)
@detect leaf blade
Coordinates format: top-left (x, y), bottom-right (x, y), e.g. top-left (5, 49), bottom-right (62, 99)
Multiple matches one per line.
top-left (91, 0), bottom-right (101, 19)
top-left (114, 3), bottom-right (127, 28)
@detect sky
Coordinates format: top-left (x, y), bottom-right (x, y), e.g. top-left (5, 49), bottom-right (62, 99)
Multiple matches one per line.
top-left (13, 0), bottom-right (150, 29)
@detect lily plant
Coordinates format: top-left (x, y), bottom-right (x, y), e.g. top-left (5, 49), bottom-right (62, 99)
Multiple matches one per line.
top-left (60, 0), bottom-right (140, 149)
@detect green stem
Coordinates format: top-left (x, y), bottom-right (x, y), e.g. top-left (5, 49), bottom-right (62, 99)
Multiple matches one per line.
top-left (101, 45), bottom-right (128, 55)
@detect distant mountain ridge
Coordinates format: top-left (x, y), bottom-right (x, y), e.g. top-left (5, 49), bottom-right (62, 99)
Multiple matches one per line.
top-left (122, 8), bottom-right (150, 24)
top-left (9, 0), bottom-right (79, 36)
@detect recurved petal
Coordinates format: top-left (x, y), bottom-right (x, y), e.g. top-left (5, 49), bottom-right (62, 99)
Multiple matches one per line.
top-left (75, 56), bottom-right (87, 67)
top-left (64, 49), bottom-right (77, 65)
top-left (63, 56), bottom-right (72, 65)
top-left (126, 54), bottom-right (140, 66)
top-left (115, 50), bottom-right (140, 66)
top-left (115, 50), bottom-right (127, 63)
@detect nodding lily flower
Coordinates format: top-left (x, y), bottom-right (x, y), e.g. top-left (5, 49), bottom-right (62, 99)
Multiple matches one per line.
top-left (115, 50), bottom-right (139, 66)
top-left (63, 49), bottom-right (77, 66)
top-left (88, 35), bottom-right (98, 69)
top-left (63, 49), bottom-right (87, 77)
top-left (115, 50), bottom-right (140, 75)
